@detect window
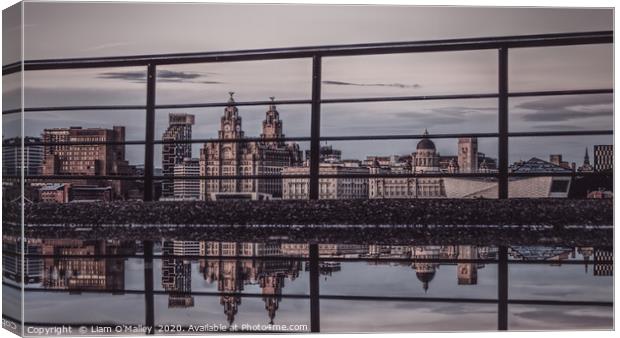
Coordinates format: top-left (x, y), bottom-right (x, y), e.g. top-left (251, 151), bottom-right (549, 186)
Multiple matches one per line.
top-left (550, 180), bottom-right (570, 193)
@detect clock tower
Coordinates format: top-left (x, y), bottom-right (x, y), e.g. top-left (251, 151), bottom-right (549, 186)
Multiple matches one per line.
top-left (261, 96), bottom-right (284, 147)
top-left (219, 92), bottom-right (244, 140)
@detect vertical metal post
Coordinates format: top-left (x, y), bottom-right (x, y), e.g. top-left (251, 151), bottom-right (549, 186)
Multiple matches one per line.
top-left (498, 246), bottom-right (508, 330)
top-left (498, 48), bottom-right (509, 199)
top-left (309, 243), bottom-right (320, 332)
top-left (144, 64), bottom-right (156, 201)
top-left (144, 240), bottom-right (155, 334)
top-left (309, 56), bottom-right (322, 200)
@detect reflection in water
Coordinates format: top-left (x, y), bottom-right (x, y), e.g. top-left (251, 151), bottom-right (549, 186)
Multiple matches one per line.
top-left (40, 239), bottom-right (132, 292)
top-left (2, 235), bottom-right (613, 332)
top-left (161, 240), bottom-right (302, 325)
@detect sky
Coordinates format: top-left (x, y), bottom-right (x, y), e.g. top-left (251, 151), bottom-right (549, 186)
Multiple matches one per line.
top-left (1, 2), bottom-right (614, 167)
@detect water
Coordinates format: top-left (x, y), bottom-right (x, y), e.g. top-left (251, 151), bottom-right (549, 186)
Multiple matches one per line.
top-left (2, 237), bottom-right (613, 334)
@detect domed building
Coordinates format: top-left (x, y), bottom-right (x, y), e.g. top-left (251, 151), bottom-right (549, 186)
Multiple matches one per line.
top-left (368, 129), bottom-right (447, 199)
top-left (411, 246), bottom-right (441, 293)
top-left (413, 129), bottom-right (440, 173)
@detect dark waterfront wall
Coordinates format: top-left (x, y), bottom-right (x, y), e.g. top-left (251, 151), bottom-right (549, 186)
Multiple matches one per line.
top-left (9, 198), bottom-right (612, 226)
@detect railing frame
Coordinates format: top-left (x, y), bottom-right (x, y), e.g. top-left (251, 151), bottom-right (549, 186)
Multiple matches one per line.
top-left (2, 30), bottom-right (613, 201)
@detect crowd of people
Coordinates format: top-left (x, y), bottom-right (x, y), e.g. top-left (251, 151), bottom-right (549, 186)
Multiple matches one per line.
top-left (6, 198), bottom-right (613, 227)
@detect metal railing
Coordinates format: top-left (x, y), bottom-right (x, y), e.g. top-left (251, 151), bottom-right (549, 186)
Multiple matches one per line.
top-left (2, 30), bottom-right (614, 200)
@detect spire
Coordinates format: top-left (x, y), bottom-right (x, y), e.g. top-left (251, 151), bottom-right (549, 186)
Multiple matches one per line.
top-left (228, 91), bottom-right (235, 104)
top-left (584, 147), bottom-right (590, 165)
top-left (423, 128), bottom-right (429, 136)
top-left (269, 96), bottom-right (276, 110)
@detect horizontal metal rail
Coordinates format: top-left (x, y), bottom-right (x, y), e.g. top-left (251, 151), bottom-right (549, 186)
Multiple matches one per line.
top-left (2, 251), bottom-right (610, 265)
top-left (2, 88), bottom-right (613, 116)
top-left (2, 31), bottom-right (612, 75)
top-left (10, 171), bottom-right (610, 182)
top-left (3, 283), bottom-right (612, 307)
top-left (5, 288), bottom-right (614, 308)
top-left (3, 130), bottom-right (613, 148)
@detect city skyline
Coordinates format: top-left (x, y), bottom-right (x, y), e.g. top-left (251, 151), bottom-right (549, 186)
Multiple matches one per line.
top-left (2, 3), bottom-right (614, 335)
top-left (3, 95), bottom-right (613, 169)
top-left (2, 4), bottom-right (613, 166)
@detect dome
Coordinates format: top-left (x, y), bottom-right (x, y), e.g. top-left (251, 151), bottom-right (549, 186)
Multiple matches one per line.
top-left (416, 270), bottom-right (436, 293)
top-left (416, 129), bottom-right (436, 150)
top-left (416, 270), bottom-right (436, 284)
top-left (416, 138), bottom-right (436, 150)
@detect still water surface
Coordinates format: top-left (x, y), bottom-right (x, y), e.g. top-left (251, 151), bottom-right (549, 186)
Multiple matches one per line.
top-left (2, 238), bottom-right (613, 333)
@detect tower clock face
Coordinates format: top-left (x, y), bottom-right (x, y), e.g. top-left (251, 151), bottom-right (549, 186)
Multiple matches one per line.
top-left (235, 125), bottom-right (241, 132)
top-left (224, 124), bottom-right (230, 132)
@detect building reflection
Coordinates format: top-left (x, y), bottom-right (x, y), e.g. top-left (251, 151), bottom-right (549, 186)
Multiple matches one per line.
top-left (159, 241), bottom-right (302, 325)
top-left (41, 239), bottom-right (133, 293)
top-left (161, 241), bottom-right (197, 307)
top-left (5, 236), bottom-right (613, 328)
top-left (2, 236), bottom-right (43, 284)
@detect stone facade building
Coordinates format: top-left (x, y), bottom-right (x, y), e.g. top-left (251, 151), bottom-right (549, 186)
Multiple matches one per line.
top-left (369, 130), bottom-right (446, 199)
top-left (200, 94), bottom-right (302, 200)
top-left (457, 137), bottom-right (478, 173)
top-left (282, 162), bottom-right (369, 200)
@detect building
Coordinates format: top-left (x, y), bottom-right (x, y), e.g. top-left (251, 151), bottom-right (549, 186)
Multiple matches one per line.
top-left (304, 144), bottom-right (342, 164)
top-left (2, 236), bottom-right (43, 284)
top-left (162, 113), bottom-right (195, 197)
top-left (457, 245), bottom-right (478, 285)
top-left (443, 157), bottom-right (573, 198)
top-left (200, 94), bottom-right (302, 200)
top-left (282, 161), bottom-right (369, 200)
top-left (411, 246), bottom-right (441, 292)
top-left (38, 183), bottom-right (112, 203)
top-left (70, 185), bottom-right (113, 202)
top-left (41, 126), bottom-right (134, 198)
top-left (173, 158), bottom-right (200, 200)
top-left (577, 148), bottom-right (594, 173)
top-left (593, 248), bottom-right (613, 277)
top-left (39, 183), bottom-right (71, 203)
top-left (457, 137), bottom-right (478, 173)
top-left (549, 154), bottom-right (575, 171)
top-left (2, 136), bottom-right (44, 176)
top-left (280, 243), bottom-right (368, 257)
top-left (41, 240), bottom-right (127, 292)
top-left (593, 145), bottom-right (613, 171)
top-left (161, 241), bottom-right (201, 308)
top-left (369, 130), bottom-right (446, 199)
top-left (209, 192), bottom-right (273, 201)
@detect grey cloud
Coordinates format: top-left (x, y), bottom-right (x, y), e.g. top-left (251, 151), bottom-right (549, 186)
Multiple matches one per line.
top-left (390, 106), bottom-right (497, 126)
top-left (531, 124), bottom-right (584, 130)
top-left (98, 71), bottom-right (145, 83)
top-left (323, 80), bottom-right (421, 89)
top-left (97, 70), bottom-right (221, 84)
top-left (516, 94), bottom-right (613, 122)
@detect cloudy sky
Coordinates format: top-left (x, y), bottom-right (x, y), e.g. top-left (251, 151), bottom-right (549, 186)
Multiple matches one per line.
top-left (2, 2), bottom-right (613, 167)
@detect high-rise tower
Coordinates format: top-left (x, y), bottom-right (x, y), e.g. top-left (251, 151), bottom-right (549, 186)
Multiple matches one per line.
top-left (162, 113), bottom-right (195, 197)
